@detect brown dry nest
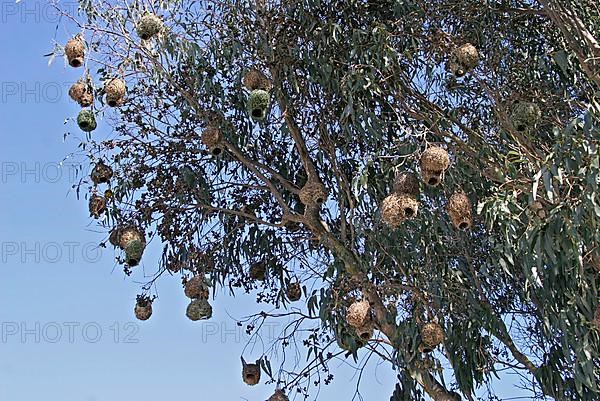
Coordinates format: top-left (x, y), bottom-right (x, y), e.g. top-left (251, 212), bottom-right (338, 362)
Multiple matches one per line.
top-left (447, 192), bottom-right (473, 230)
top-left (393, 172), bottom-right (419, 197)
top-left (299, 180), bottom-right (328, 207)
top-left (242, 69), bottom-right (272, 91)
top-left (250, 261), bottom-right (267, 281)
top-left (88, 195), bottom-right (106, 218)
top-left (134, 298), bottom-right (153, 321)
top-left (419, 322), bottom-right (444, 353)
top-left (241, 357), bottom-right (261, 386)
top-left (111, 226), bottom-right (146, 250)
top-left (286, 282), bottom-right (302, 301)
top-left (381, 193), bottom-right (419, 228)
top-left (90, 161), bottom-right (113, 185)
top-left (184, 276), bottom-right (209, 299)
top-left (65, 36), bottom-right (85, 67)
top-left (448, 43), bottom-right (479, 77)
top-left (68, 80), bottom-right (93, 107)
top-left (268, 389), bottom-right (289, 401)
top-left (201, 126), bottom-right (224, 156)
top-left (355, 322), bottom-right (374, 341)
top-left (420, 146), bottom-right (450, 187)
top-left (346, 300), bottom-right (371, 328)
top-left (104, 78), bottom-right (126, 107)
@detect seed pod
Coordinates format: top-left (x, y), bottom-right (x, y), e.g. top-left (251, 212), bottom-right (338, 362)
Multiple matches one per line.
top-left (241, 357), bottom-right (261, 386)
top-left (420, 146), bottom-right (450, 187)
top-left (65, 36), bottom-right (85, 67)
top-left (299, 180), bottom-right (328, 207)
top-left (77, 110), bottom-right (97, 132)
top-left (447, 192), bottom-right (473, 230)
top-left (247, 89), bottom-right (270, 120)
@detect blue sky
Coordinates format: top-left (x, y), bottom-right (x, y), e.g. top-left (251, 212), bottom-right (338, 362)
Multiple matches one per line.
top-left (0, 2), bottom-right (530, 401)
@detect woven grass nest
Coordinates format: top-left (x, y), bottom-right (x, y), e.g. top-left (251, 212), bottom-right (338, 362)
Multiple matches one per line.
top-left (355, 321), bottom-right (374, 341)
top-left (250, 261), bottom-right (267, 281)
top-left (286, 281), bottom-right (302, 302)
top-left (243, 69), bottom-right (272, 91)
top-left (420, 146), bottom-right (450, 187)
top-left (117, 226), bottom-right (146, 250)
top-left (393, 172), bottom-right (419, 197)
top-left (91, 161), bottom-right (113, 185)
top-left (510, 101), bottom-right (541, 132)
top-left (88, 194), bottom-right (106, 218)
top-left (346, 300), bottom-right (371, 328)
top-left (247, 89), bottom-right (270, 120)
top-left (68, 80), bottom-right (93, 107)
top-left (186, 298), bottom-right (213, 321)
top-left (448, 43), bottom-right (479, 77)
top-left (134, 297), bottom-right (153, 321)
top-left (268, 389), bottom-right (289, 401)
top-left (65, 36), bottom-right (85, 67)
top-left (136, 13), bottom-right (162, 40)
top-left (104, 78), bottom-right (126, 107)
top-left (381, 193), bottom-right (419, 228)
top-left (184, 275), bottom-right (209, 299)
top-left (125, 240), bottom-right (145, 266)
top-left (447, 191), bottom-right (473, 230)
top-left (241, 357), bottom-right (261, 386)
top-left (419, 322), bottom-right (444, 353)
top-left (201, 126), bottom-right (223, 155)
top-left (77, 110), bottom-right (97, 132)
top-left (299, 180), bottom-right (328, 207)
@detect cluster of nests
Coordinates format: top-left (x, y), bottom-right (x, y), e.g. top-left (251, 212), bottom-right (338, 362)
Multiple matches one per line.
top-left (88, 161), bottom-right (114, 219)
top-left (65, 14), bottom-right (164, 132)
top-left (381, 146), bottom-right (473, 231)
top-left (343, 299), bottom-right (445, 354)
top-left (108, 225), bottom-right (147, 267)
top-left (248, 261), bottom-right (303, 302)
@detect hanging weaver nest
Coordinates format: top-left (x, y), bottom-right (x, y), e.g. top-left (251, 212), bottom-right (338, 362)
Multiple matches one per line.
top-left (136, 13), bottom-right (163, 40)
top-left (447, 191), bottom-right (473, 230)
top-left (241, 357), bottom-right (261, 386)
top-left (355, 321), bottom-right (374, 341)
top-left (335, 324), bottom-right (368, 351)
top-left (90, 161), bottom-right (113, 185)
top-left (184, 276), bottom-right (209, 299)
top-left (268, 389), bottom-right (289, 401)
top-left (247, 89), bottom-right (270, 120)
top-left (186, 298), bottom-right (213, 321)
top-left (125, 240), bottom-right (146, 267)
top-left (118, 226), bottom-right (146, 250)
top-left (299, 180), bottom-right (328, 207)
top-left (286, 282), bottom-right (302, 301)
top-left (77, 110), bottom-right (97, 132)
top-left (201, 126), bottom-right (224, 155)
top-left (68, 79), bottom-right (93, 107)
top-left (381, 193), bottom-right (419, 228)
top-left (393, 172), bottom-right (419, 197)
top-left (134, 296), bottom-right (153, 321)
top-left (420, 146), bottom-right (450, 187)
top-left (346, 300), bottom-right (371, 328)
top-left (250, 261), bottom-right (267, 281)
top-left (243, 69), bottom-right (272, 91)
top-left (65, 35), bottom-right (85, 67)
top-left (448, 43), bottom-right (479, 77)
top-left (510, 101), bottom-right (541, 132)
top-left (104, 78), bottom-right (126, 107)
top-left (419, 322), bottom-right (444, 353)
top-left (88, 194), bottom-right (106, 218)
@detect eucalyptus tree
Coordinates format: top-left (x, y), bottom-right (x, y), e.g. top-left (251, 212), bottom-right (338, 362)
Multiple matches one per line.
top-left (53, 0), bottom-right (600, 399)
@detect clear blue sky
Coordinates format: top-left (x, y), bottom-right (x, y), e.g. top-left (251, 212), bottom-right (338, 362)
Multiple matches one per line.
top-left (0, 2), bottom-right (525, 401)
